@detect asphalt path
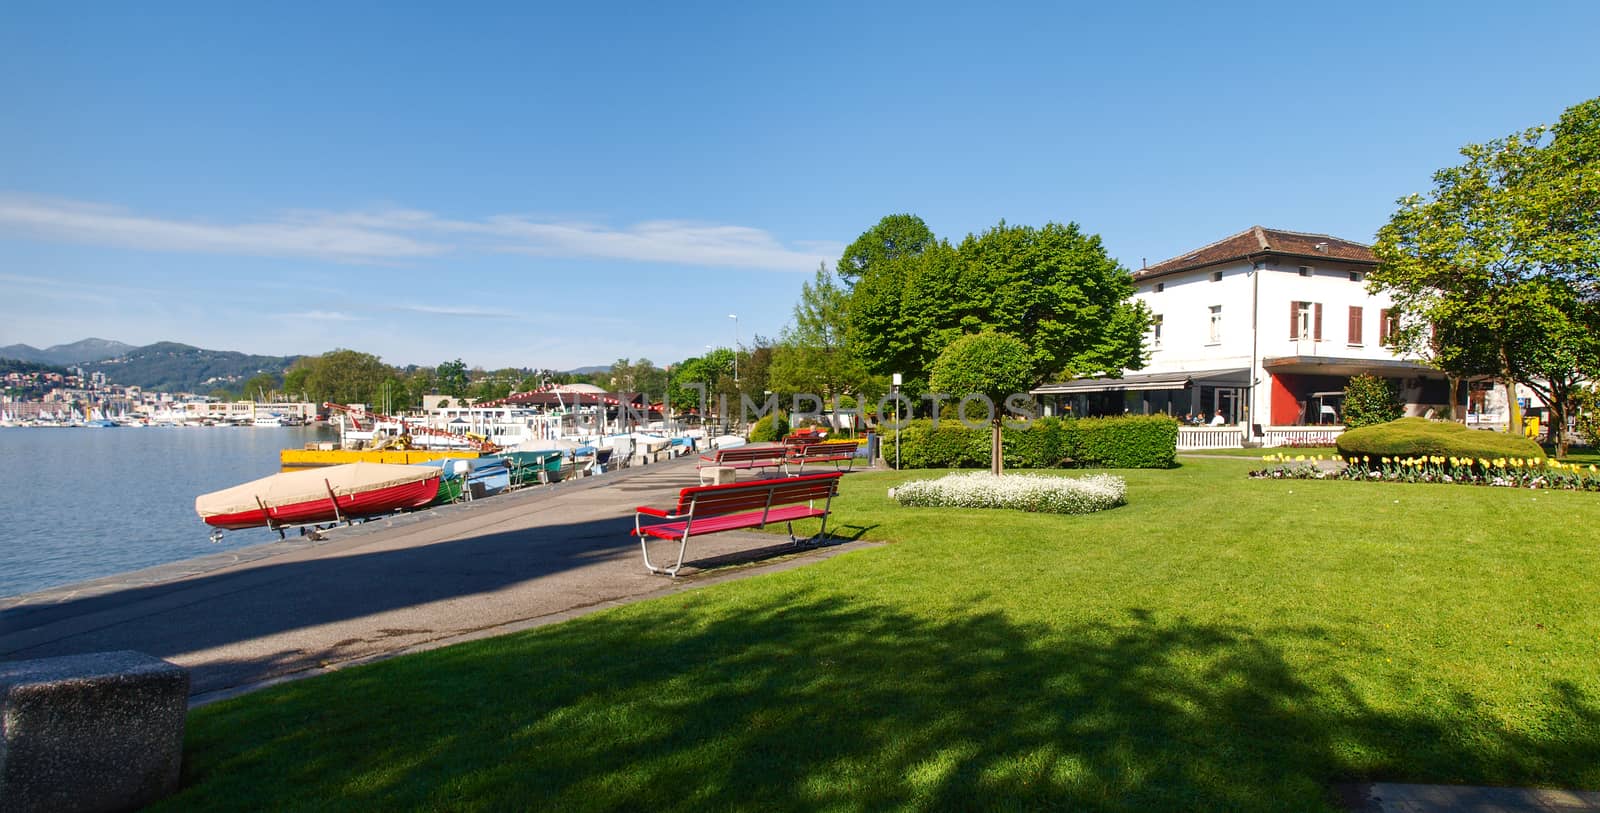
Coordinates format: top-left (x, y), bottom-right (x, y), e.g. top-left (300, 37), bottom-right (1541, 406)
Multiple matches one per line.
top-left (0, 456), bottom-right (874, 704)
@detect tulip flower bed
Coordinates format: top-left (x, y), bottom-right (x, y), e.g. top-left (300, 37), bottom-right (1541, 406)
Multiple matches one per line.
top-left (1252, 452), bottom-right (1600, 490)
top-left (889, 471), bottom-right (1127, 514)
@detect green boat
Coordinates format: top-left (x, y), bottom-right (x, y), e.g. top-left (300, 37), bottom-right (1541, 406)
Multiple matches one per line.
top-left (505, 450), bottom-right (565, 488)
top-left (430, 473), bottom-right (465, 505)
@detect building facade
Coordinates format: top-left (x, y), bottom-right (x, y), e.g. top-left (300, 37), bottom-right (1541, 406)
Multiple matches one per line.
top-left (1034, 226), bottom-right (1451, 429)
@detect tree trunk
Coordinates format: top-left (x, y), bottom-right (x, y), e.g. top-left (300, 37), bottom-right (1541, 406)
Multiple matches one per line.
top-left (991, 420), bottom-right (1003, 477)
top-left (1446, 374), bottom-right (1460, 422)
top-left (1501, 347), bottom-right (1522, 435)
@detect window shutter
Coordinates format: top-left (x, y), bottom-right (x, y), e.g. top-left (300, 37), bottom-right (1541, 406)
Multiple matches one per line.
top-left (1379, 309), bottom-right (1390, 343)
top-left (1289, 301), bottom-right (1299, 339)
top-left (1348, 306), bottom-right (1362, 344)
top-left (1314, 303), bottom-right (1323, 341)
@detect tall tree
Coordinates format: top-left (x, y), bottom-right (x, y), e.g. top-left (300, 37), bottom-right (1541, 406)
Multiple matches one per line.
top-left (847, 219), bottom-right (1149, 398)
top-left (770, 264), bottom-right (870, 400)
top-left (837, 213), bottom-right (933, 285)
top-left (240, 372), bottom-right (279, 402)
top-left (292, 349), bottom-right (396, 407)
top-left (1372, 96), bottom-right (1600, 452)
top-left (436, 359), bottom-right (469, 398)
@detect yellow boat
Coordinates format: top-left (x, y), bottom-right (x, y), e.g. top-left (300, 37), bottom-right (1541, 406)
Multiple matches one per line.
top-left (280, 448), bottom-right (482, 469)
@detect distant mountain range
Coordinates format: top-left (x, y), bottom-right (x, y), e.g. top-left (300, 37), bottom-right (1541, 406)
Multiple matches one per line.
top-left (1, 337), bottom-right (613, 393)
top-left (0, 338), bottom-right (137, 366)
top-left (86, 342), bottom-right (301, 393)
top-left (0, 339), bottom-right (299, 393)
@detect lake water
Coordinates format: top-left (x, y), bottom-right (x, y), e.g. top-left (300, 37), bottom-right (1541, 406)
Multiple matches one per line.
top-left (0, 425), bottom-right (338, 597)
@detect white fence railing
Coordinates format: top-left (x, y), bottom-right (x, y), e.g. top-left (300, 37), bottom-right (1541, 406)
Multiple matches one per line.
top-left (1262, 426), bottom-right (1344, 448)
top-left (1177, 426), bottom-right (1246, 450)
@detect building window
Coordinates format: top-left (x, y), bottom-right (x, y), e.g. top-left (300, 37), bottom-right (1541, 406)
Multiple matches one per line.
top-left (1349, 270), bottom-right (1363, 282)
top-left (1380, 308), bottom-right (1400, 345)
top-left (1298, 265), bottom-right (1313, 277)
top-left (1154, 282), bottom-right (1164, 293)
top-left (1208, 305), bottom-right (1222, 344)
top-left (1211, 270), bottom-right (1223, 282)
top-left (1290, 301), bottom-right (1323, 341)
top-left (1348, 306), bottom-right (1363, 345)
top-left (1152, 314), bottom-right (1163, 346)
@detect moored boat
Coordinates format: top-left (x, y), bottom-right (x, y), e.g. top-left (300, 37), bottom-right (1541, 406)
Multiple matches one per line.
top-left (195, 462), bottom-right (441, 534)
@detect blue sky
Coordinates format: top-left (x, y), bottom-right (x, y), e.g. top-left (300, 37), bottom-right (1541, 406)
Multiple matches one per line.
top-left (2, 1), bottom-right (1596, 370)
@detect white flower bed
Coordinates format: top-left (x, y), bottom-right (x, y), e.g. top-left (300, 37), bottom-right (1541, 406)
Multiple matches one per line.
top-left (889, 472), bottom-right (1127, 515)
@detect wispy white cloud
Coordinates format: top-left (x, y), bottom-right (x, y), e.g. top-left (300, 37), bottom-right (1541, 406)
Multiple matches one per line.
top-left (452, 217), bottom-right (839, 271)
top-left (387, 304), bottom-right (520, 319)
top-left (0, 193), bottom-right (840, 271)
top-left (0, 196), bottom-right (447, 262)
top-left (282, 310), bottom-right (364, 321)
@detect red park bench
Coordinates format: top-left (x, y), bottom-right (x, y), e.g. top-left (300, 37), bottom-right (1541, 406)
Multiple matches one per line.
top-left (698, 444), bottom-right (787, 476)
top-left (632, 471), bottom-right (842, 577)
top-left (783, 440), bottom-right (861, 474)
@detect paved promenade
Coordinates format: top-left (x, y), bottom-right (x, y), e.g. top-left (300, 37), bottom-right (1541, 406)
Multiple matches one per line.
top-left (0, 457), bottom-right (873, 703)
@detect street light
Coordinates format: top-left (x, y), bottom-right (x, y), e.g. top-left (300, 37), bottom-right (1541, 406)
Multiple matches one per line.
top-left (728, 314), bottom-right (740, 384)
top-left (892, 372), bottom-right (902, 470)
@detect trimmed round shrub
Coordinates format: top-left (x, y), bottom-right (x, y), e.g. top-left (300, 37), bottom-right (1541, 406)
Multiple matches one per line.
top-left (747, 412), bottom-right (790, 443)
top-left (1335, 417), bottom-right (1544, 460)
top-left (890, 472), bottom-right (1127, 514)
top-left (1342, 374), bottom-right (1403, 429)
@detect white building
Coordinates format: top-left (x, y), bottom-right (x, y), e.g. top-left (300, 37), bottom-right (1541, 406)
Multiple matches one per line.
top-left (1034, 226), bottom-right (1452, 431)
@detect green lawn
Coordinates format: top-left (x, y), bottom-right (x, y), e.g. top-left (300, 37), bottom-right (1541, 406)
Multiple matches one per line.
top-left (164, 459), bottom-right (1600, 811)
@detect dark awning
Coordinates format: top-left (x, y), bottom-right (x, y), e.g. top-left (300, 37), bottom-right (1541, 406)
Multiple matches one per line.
top-left (1262, 356), bottom-right (1447, 378)
top-left (1031, 368), bottom-right (1250, 396)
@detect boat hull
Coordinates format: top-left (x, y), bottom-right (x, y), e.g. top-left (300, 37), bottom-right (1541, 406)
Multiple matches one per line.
top-left (197, 464), bottom-right (442, 531)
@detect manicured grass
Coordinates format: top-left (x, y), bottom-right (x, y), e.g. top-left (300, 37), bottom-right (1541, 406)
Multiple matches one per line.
top-left (164, 459), bottom-right (1600, 811)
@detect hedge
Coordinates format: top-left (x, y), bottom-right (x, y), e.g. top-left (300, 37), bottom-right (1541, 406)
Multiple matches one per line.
top-left (1334, 417), bottom-right (1544, 461)
top-left (747, 412), bottom-right (790, 443)
top-left (887, 415), bottom-right (1178, 470)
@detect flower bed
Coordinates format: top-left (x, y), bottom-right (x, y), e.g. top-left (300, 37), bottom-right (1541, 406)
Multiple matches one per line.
top-left (1250, 452), bottom-right (1600, 491)
top-left (890, 472), bottom-right (1127, 514)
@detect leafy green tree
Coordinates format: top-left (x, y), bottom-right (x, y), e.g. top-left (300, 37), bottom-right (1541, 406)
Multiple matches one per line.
top-left (770, 264), bottom-right (870, 401)
top-left (282, 366), bottom-right (311, 401)
top-left (837, 213), bottom-right (933, 285)
top-left (295, 349), bottom-right (395, 407)
top-left (668, 350), bottom-right (733, 413)
top-left (847, 219), bottom-right (1149, 400)
top-left (436, 359), bottom-right (469, 398)
top-left (240, 372), bottom-right (279, 402)
top-left (928, 332), bottom-right (1034, 476)
top-left (404, 367), bottom-right (436, 408)
top-left (1372, 96), bottom-right (1600, 453)
top-left (1341, 375), bottom-right (1404, 429)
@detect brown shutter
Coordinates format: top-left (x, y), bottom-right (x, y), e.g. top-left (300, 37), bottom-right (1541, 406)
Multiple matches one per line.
top-left (1349, 306), bottom-right (1363, 344)
top-left (1289, 301), bottom-right (1299, 339)
top-left (1379, 308), bottom-right (1390, 344)
top-left (1313, 303), bottom-right (1323, 341)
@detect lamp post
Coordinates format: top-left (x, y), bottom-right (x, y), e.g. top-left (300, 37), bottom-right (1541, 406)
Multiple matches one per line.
top-left (728, 314), bottom-right (740, 385)
top-left (892, 373), bottom-right (902, 470)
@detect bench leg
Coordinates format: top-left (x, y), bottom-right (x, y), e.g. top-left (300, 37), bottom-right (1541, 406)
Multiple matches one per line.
top-left (640, 535), bottom-right (690, 578)
top-left (789, 513), bottom-right (833, 547)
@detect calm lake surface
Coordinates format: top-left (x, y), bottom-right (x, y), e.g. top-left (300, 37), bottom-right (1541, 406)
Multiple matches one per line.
top-left (0, 425), bottom-right (337, 597)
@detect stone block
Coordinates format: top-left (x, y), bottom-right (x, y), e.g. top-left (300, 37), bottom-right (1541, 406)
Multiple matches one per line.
top-left (700, 466), bottom-right (737, 486)
top-left (1, 650), bottom-right (189, 813)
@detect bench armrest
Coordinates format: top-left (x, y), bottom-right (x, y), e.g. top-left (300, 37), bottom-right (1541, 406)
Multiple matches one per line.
top-left (635, 505), bottom-right (672, 518)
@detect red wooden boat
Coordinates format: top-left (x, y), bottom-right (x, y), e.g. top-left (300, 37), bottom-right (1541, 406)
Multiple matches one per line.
top-left (196, 462), bottom-right (440, 531)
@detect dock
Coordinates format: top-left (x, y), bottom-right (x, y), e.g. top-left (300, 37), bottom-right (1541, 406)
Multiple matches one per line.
top-left (0, 457), bottom-right (873, 704)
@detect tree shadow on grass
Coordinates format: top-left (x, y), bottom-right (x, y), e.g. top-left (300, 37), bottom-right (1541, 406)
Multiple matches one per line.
top-left (168, 588), bottom-right (1600, 812)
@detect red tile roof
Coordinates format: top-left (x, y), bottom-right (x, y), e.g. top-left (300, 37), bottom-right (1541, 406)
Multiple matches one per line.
top-left (1132, 226), bottom-right (1376, 281)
